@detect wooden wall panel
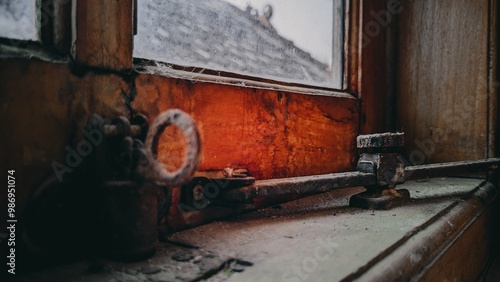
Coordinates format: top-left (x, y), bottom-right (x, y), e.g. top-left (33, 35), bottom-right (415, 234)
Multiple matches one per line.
top-left (73, 0), bottom-right (133, 70)
top-left (397, 0), bottom-right (490, 163)
top-left (0, 59), bottom-right (129, 229)
top-left (132, 74), bottom-right (359, 180)
top-left (491, 0), bottom-right (499, 158)
top-left (41, 0), bottom-right (72, 54)
top-left (359, 0), bottom-right (389, 134)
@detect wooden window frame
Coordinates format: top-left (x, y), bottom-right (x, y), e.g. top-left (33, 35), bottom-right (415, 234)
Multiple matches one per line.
top-left (0, 0), bottom-right (398, 179)
top-left (134, 0), bottom-right (347, 90)
top-left (66, 0), bottom-right (395, 177)
top-left (69, 0), bottom-right (395, 100)
top-left (3, 0), bottom-right (498, 238)
top-left (0, 0), bottom-right (397, 133)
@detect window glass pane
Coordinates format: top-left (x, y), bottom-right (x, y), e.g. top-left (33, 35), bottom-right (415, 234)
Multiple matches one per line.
top-left (0, 0), bottom-right (38, 41)
top-left (134, 0), bottom-right (344, 88)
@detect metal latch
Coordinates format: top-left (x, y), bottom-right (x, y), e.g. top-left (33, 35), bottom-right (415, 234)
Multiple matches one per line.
top-left (349, 132), bottom-right (410, 210)
top-left (222, 132), bottom-right (500, 210)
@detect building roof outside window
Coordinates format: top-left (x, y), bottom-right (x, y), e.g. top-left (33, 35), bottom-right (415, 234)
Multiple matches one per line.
top-left (134, 0), bottom-right (332, 86)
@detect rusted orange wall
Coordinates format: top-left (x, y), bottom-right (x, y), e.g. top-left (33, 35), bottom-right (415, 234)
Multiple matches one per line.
top-left (132, 74), bottom-right (359, 180)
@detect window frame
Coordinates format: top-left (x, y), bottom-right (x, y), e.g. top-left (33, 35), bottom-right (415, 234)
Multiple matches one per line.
top-left (0, 0), bottom-right (394, 176)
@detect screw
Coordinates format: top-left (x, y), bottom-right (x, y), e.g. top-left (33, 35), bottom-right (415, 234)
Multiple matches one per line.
top-left (193, 184), bottom-right (204, 201)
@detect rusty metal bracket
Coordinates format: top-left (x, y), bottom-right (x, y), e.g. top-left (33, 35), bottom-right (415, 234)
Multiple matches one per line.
top-left (356, 153), bottom-right (406, 186)
top-left (349, 133), bottom-right (410, 210)
top-left (182, 169), bottom-right (256, 210)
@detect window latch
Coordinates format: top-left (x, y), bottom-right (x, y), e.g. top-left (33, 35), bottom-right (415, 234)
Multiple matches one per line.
top-left (349, 132), bottom-right (410, 210)
top-left (223, 132), bottom-right (500, 210)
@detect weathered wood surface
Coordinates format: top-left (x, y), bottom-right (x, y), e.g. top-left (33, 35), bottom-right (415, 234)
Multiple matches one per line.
top-left (10, 178), bottom-right (497, 281)
top-left (171, 178), bottom-right (497, 281)
top-left (0, 59), bottom-right (129, 228)
top-left (73, 0), bottom-right (133, 70)
top-left (397, 0), bottom-right (491, 163)
top-left (132, 73), bottom-right (359, 180)
top-left (359, 0), bottom-right (391, 134)
top-left (346, 0), bottom-right (361, 94)
top-left (41, 0), bottom-right (72, 54)
top-left (416, 197), bottom-right (498, 282)
top-left (489, 0), bottom-right (499, 158)
top-left (358, 179), bottom-right (498, 282)
top-left (132, 72), bottom-right (360, 231)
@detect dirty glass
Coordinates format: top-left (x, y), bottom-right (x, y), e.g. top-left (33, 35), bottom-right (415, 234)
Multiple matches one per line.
top-left (0, 0), bottom-right (38, 41)
top-left (134, 0), bottom-right (344, 89)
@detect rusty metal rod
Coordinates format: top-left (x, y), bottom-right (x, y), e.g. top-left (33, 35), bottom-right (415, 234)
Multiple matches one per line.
top-left (404, 158), bottom-right (500, 181)
top-left (224, 158), bottom-right (500, 202)
top-left (224, 172), bottom-right (377, 202)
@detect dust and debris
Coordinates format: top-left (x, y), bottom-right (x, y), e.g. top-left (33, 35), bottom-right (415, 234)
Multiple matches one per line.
top-left (229, 261), bottom-right (245, 273)
top-left (140, 265), bottom-right (161, 274)
top-left (172, 251), bottom-right (195, 262)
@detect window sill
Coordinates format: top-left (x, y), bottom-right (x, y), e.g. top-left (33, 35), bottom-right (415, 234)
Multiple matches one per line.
top-left (14, 177), bottom-right (499, 281)
top-left (167, 177), bottom-right (498, 281)
top-left (0, 39), bottom-right (69, 64)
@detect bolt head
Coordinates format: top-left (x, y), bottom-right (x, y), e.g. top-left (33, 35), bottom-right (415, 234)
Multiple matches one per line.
top-left (193, 184), bottom-right (204, 201)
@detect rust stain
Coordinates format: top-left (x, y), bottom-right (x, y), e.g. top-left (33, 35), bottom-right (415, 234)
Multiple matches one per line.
top-left (132, 74), bottom-right (359, 180)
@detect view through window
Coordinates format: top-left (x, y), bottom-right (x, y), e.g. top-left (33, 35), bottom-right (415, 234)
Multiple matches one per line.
top-left (134, 0), bottom-right (344, 89)
top-left (0, 0), bottom-right (37, 41)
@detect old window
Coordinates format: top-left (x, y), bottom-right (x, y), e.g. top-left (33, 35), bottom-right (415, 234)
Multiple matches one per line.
top-left (0, 0), bottom-right (38, 41)
top-left (133, 0), bottom-right (345, 89)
